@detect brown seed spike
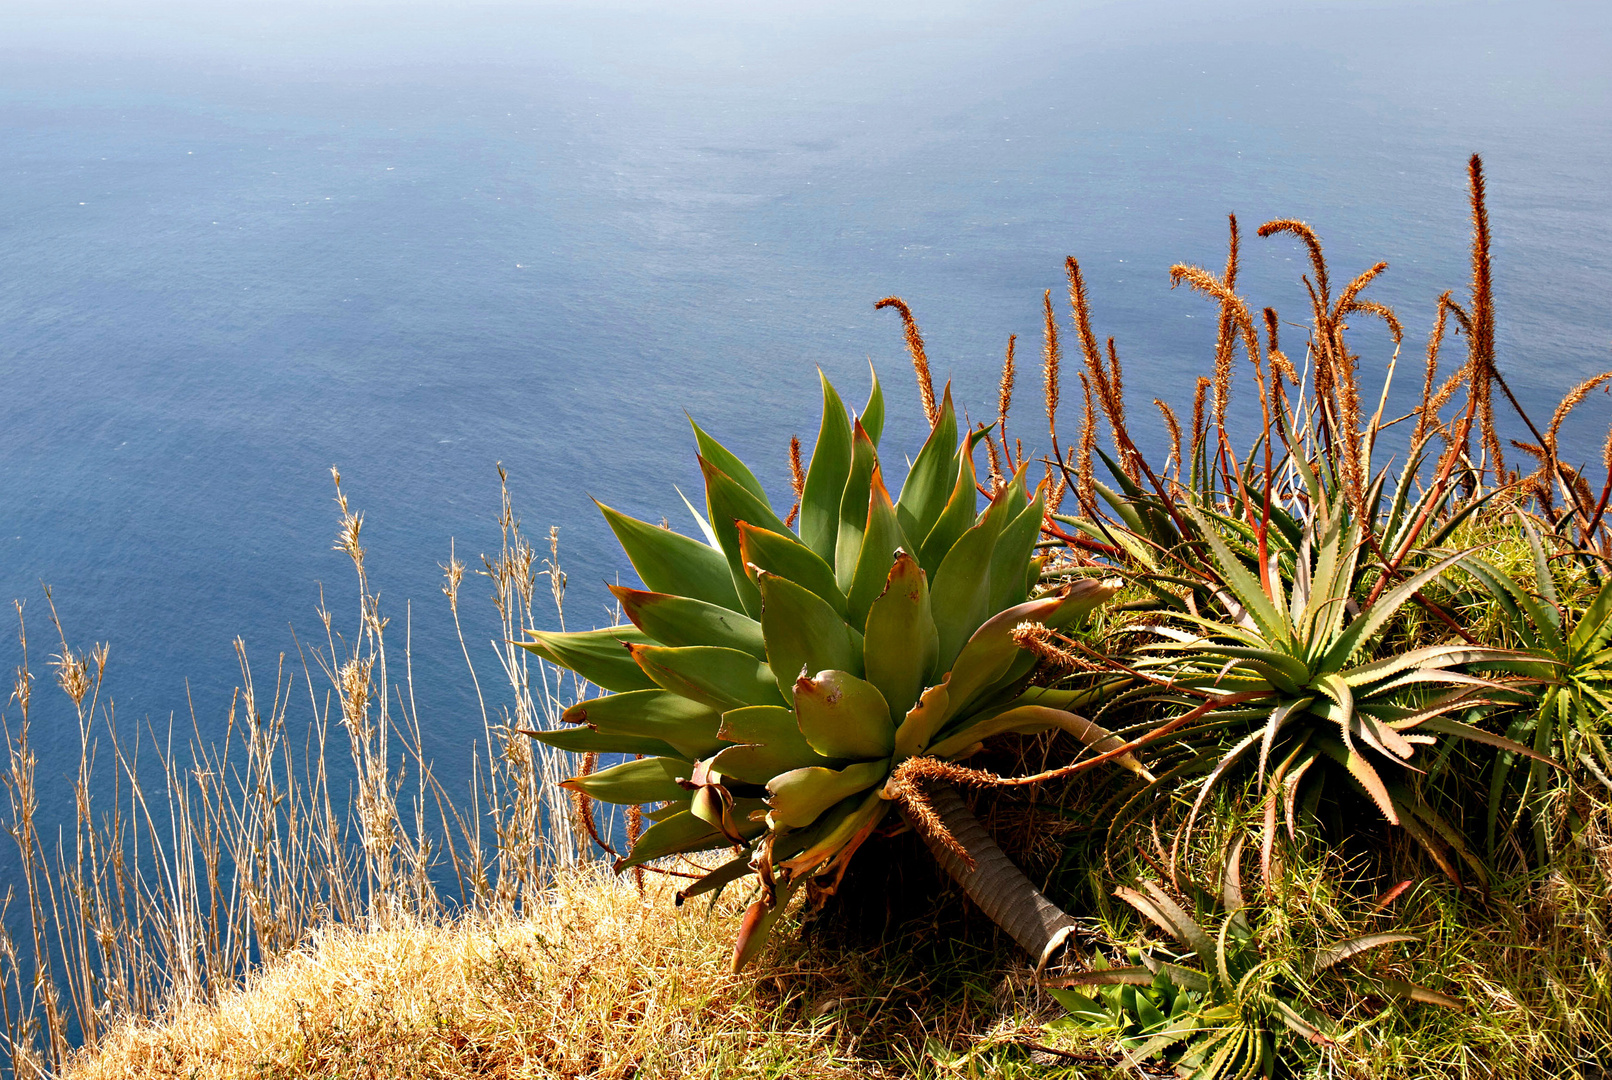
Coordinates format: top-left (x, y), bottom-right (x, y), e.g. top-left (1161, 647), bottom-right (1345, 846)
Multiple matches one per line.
top-left (1042, 291), bottom-right (1061, 446)
top-left (784, 434), bottom-right (805, 528)
top-left (1155, 399), bottom-right (1184, 477)
top-left (875, 296), bottom-right (937, 426)
top-left (997, 333), bottom-right (1017, 445)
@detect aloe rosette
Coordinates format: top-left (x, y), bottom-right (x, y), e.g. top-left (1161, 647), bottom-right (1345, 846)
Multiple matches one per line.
top-left (522, 371), bottom-right (1130, 968)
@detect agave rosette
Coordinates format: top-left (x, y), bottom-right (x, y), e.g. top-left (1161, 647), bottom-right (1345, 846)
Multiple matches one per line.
top-left (521, 371), bottom-right (1127, 967)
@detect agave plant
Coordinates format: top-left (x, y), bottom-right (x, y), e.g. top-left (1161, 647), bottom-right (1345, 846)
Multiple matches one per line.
top-left (1047, 840), bottom-right (1457, 1079)
top-left (522, 371), bottom-right (1141, 968)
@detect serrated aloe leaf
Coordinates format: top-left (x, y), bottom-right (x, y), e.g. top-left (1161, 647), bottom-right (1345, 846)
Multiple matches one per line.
top-left (614, 810), bottom-right (727, 871)
top-left (793, 669), bottom-right (895, 760)
top-left (800, 372), bottom-right (854, 562)
top-left (892, 678), bottom-right (951, 758)
top-left (711, 740), bottom-right (836, 786)
top-left (737, 521), bottom-right (848, 618)
top-left (835, 419), bottom-right (880, 591)
top-left (861, 361), bottom-right (885, 447)
top-left (777, 788), bottom-right (887, 878)
top-left (767, 761), bottom-right (886, 828)
top-left (609, 585), bottom-right (766, 658)
top-left (521, 726), bottom-right (683, 759)
top-left (896, 383), bottom-right (959, 544)
top-left (1310, 933), bottom-right (1420, 973)
top-left (1378, 977), bottom-right (1463, 1010)
top-left (690, 417), bottom-right (771, 507)
top-left (522, 626), bottom-right (657, 693)
top-left (675, 854), bottom-right (755, 905)
top-left (561, 756), bottom-right (691, 805)
top-left (845, 464), bottom-right (909, 631)
top-left (732, 878), bottom-right (800, 972)
top-left (862, 551), bottom-right (939, 723)
top-left (595, 500), bottom-right (742, 612)
top-left (563, 689), bottom-right (726, 760)
top-left (756, 571), bottom-right (863, 701)
top-left (626, 644), bottom-right (784, 711)
top-left (702, 456), bottom-right (794, 618)
top-left (918, 431), bottom-right (984, 576)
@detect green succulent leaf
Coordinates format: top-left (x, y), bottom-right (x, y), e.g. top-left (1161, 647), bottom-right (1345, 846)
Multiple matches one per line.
top-left (561, 756), bottom-right (691, 806)
top-left (799, 373), bottom-right (854, 563)
top-left (610, 585), bottom-right (767, 658)
top-left (845, 464), bottom-right (910, 631)
top-left (757, 571), bottom-right (864, 702)
top-left (861, 361), bottom-right (885, 447)
top-left (793, 669), bottom-right (895, 760)
top-left (522, 626), bottom-right (657, 693)
top-left (689, 418), bottom-right (771, 507)
top-left (917, 432), bottom-right (983, 577)
top-left (862, 550), bottom-right (940, 723)
top-left (520, 726), bottom-right (683, 759)
top-left (614, 810), bottom-right (728, 871)
top-left (562, 689), bottom-right (726, 760)
top-left (595, 500), bottom-right (742, 612)
top-left (737, 521), bottom-right (848, 618)
top-left (895, 383), bottom-right (959, 542)
top-left (835, 419), bottom-right (880, 591)
top-left (767, 763), bottom-right (888, 829)
top-left (701, 456), bottom-right (795, 618)
top-left (627, 644), bottom-right (784, 711)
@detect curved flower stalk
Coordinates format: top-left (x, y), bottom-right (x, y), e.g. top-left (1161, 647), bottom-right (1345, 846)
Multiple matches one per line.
top-left (521, 371), bottom-right (1139, 968)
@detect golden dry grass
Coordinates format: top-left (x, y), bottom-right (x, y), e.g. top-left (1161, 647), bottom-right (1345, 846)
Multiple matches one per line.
top-left (63, 863), bottom-right (1060, 1080)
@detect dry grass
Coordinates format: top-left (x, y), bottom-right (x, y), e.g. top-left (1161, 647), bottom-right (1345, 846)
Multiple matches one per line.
top-left (64, 863), bottom-right (1071, 1080)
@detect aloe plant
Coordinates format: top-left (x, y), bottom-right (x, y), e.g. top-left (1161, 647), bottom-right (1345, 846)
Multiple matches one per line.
top-left (1048, 841), bottom-right (1457, 1078)
top-left (522, 371), bottom-right (1138, 968)
top-left (1461, 518), bottom-right (1612, 857)
top-left (1087, 455), bottom-right (1549, 883)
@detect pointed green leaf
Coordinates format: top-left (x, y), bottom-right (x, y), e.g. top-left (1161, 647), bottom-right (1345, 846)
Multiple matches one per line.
top-left (702, 456), bottom-right (794, 618)
top-left (690, 417), bottom-right (771, 506)
top-left (737, 521), bottom-right (848, 618)
top-left (793, 669), bottom-right (895, 760)
top-left (561, 756), bottom-right (690, 805)
top-left (944, 593), bottom-right (1067, 714)
top-left (896, 383), bottom-right (959, 543)
top-left (614, 810), bottom-right (728, 870)
top-left (521, 726), bottom-right (683, 759)
top-left (1310, 933), bottom-right (1420, 973)
top-left (986, 482), bottom-right (1044, 614)
top-left (928, 484), bottom-right (1016, 673)
top-left (766, 759), bottom-right (888, 828)
top-left (892, 678), bottom-right (951, 757)
top-left (711, 740), bottom-right (836, 786)
top-left (918, 432), bottom-right (983, 576)
top-left (861, 361), bottom-right (884, 447)
top-left (862, 551), bottom-right (939, 723)
top-left (756, 571), bottom-right (863, 701)
top-left (562, 689), bottom-right (726, 760)
top-left (522, 626), bottom-right (657, 693)
top-left (627, 644), bottom-right (784, 711)
top-left (835, 419), bottom-right (880, 590)
top-left (610, 585), bottom-right (766, 658)
top-left (800, 372), bottom-right (854, 562)
top-left (845, 463), bottom-right (910, 631)
top-left (596, 500), bottom-right (743, 612)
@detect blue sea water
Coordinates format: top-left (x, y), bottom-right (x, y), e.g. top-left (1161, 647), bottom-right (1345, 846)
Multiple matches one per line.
top-left (0, 0), bottom-right (1609, 858)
